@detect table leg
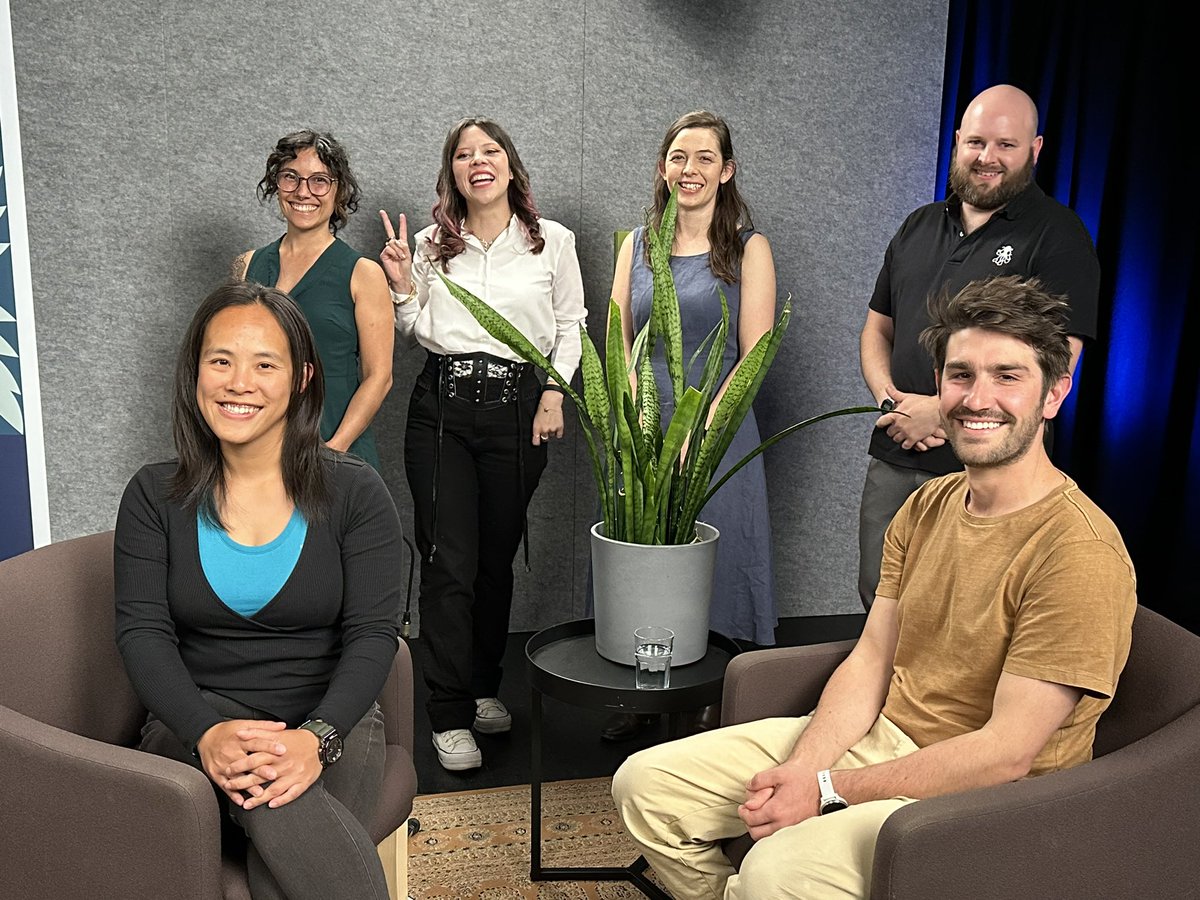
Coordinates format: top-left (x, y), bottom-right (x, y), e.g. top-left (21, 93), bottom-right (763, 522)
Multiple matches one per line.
top-left (527, 690), bottom-right (671, 898)
top-left (530, 685), bottom-right (543, 879)
top-left (667, 711), bottom-right (686, 739)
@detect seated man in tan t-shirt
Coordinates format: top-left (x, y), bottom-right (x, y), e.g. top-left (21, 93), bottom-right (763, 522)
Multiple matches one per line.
top-left (612, 275), bottom-right (1137, 900)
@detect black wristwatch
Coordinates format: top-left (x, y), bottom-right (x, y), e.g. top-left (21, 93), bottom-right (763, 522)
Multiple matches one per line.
top-left (299, 719), bottom-right (343, 767)
top-left (817, 769), bottom-right (849, 814)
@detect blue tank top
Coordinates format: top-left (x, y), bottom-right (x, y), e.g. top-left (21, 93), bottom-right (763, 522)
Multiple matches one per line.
top-left (198, 509), bottom-right (308, 616)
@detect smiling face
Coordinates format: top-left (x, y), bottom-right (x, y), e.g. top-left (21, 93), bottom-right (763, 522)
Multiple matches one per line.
top-left (949, 87), bottom-right (1042, 211)
top-left (659, 127), bottom-right (734, 212)
top-left (196, 304), bottom-right (296, 456)
top-left (937, 327), bottom-right (1067, 469)
top-left (450, 125), bottom-right (513, 213)
top-left (276, 147), bottom-right (336, 232)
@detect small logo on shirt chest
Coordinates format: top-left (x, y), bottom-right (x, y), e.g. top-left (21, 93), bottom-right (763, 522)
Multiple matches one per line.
top-left (993, 245), bottom-right (1015, 266)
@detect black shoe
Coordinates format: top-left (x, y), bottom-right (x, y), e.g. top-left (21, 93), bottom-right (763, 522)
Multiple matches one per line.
top-left (601, 712), bottom-right (656, 742)
top-left (685, 703), bottom-right (721, 734)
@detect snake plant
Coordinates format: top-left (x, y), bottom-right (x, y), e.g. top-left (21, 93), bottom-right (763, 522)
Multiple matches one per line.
top-left (441, 187), bottom-right (878, 545)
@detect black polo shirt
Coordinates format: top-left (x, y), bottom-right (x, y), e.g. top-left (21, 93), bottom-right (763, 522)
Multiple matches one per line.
top-left (867, 182), bottom-right (1100, 475)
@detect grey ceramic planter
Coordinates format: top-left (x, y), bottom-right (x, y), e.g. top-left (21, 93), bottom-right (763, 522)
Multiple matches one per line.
top-left (590, 521), bottom-right (719, 666)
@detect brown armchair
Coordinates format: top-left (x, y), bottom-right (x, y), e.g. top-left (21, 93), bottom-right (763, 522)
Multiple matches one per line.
top-left (719, 605), bottom-right (1200, 899)
top-left (0, 531), bottom-right (418, 900)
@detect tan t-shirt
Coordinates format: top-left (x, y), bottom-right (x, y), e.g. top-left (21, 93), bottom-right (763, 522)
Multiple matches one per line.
top-left (878, 473), bottom-right (1136, 776)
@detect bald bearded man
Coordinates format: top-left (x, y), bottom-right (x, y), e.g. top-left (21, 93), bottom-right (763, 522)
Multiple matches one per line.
top-left (857, 83), bottom-right (1100, 610)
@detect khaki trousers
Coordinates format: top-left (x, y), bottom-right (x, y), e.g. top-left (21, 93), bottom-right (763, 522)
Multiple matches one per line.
top-left (612, 714), bottom-right (920, 899)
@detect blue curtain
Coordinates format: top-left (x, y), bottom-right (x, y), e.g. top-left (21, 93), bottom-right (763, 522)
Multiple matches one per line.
top-left (944, 1), bottom-right (1197, 632)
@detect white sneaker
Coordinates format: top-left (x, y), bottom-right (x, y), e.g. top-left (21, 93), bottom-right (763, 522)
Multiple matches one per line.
top-left (432, 728), bottom-right (482, 771)
top-left (473, 697), bottom-right (512, 734)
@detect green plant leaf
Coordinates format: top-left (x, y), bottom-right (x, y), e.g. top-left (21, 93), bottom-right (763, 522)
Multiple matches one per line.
top-left (701, 406), bottom-right (882, 508)
top-left (702, 296), bottom-right (792, 472)
top-left (672, 296), bottom-right (788, 537)
top-left (649, 387), bottom-right (705, 543)
top-left (577, 323), bottom-right (615, 532)
top-left (606, 300), bottom-right (640, 539)
top-left (437, 271), bottom-right (561, 382)
top-left (438, 269), bottom-right (614, 534)
top-left (629, 320), bottom-right (650, 378)
top-left (646, 188), bottom-right (685, 403)
top-left (441, 213), bottom-right (878, 551)
top-left (638, 353), bottom-right (661, 462)
top-left (687, 319), bottom-right (721, 381)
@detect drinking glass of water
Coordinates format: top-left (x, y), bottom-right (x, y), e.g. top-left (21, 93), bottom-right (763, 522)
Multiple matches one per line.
top-left (634, 626), bottom-right (674, 690)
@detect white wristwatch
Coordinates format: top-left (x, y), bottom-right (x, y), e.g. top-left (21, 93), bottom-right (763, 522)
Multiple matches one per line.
top-left (817, 769), bottom-right (849, 814)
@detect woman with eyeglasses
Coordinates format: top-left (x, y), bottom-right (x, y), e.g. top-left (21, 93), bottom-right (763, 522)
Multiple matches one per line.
top-left (378, 117), bottom-right (586, 772)
top-left (234, 130), bottom-right (393, 470)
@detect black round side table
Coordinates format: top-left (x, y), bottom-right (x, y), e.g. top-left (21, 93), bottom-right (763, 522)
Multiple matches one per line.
top-left (524, 618), bottom-right (739, 898)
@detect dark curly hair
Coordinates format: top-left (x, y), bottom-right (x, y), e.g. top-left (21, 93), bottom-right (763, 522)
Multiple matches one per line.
top-left (257, 130), bottom-right (361, 235)
top-left (427, 117), bottom-right (544, 271)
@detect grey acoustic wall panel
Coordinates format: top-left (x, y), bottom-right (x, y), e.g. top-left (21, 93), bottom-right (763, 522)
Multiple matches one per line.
top-left (10, 0), bottom-right (947, 629)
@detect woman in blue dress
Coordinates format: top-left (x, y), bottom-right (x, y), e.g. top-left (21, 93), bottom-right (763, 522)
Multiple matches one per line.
top-left (604, 110), bottom-right (779, 739)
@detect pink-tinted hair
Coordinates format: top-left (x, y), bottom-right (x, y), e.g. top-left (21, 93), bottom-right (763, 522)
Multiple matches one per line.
top-left (427, 117), bottom-right (544, 271)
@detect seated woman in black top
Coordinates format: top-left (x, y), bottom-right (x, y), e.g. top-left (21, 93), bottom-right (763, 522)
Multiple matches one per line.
top-left (114, 281), bottom-right (404, 900)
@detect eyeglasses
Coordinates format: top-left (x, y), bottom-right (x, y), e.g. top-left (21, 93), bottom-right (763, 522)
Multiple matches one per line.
top-left (276, 171), bottom-right (336, 196)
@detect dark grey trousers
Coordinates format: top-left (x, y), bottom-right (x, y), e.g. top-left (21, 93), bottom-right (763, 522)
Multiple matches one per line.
top-left (139, 693), bottom-right (389, 900)
top-left (857, 457), bottom-right (938, 610)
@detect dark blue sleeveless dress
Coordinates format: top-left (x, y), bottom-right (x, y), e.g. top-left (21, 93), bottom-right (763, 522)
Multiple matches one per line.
top-left (629, 227), bottom-right (777, 645)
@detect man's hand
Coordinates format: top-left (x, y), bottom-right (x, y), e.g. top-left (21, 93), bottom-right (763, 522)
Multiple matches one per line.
top-left (876, 385), bottom-right (946, 451)
top-left (737, 761), bottom-right (820, 840)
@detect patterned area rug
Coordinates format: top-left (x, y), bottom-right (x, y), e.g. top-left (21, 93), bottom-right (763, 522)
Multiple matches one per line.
top-left (407, 776), bottom-right (666, 898)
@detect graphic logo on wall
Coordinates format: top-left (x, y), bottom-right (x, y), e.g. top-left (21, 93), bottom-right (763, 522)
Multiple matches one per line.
top-left (2, 1), bottom-right (51, 560)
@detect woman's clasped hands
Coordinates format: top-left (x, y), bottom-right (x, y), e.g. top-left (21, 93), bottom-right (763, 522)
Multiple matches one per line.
top-left (196, 718), bottom-right (323, 811)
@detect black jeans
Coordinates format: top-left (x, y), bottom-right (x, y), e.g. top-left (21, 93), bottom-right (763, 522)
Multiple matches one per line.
top-left (405, 355), bottom-right (547, 732)
top-left (139, 693), bottom-right (389, 900)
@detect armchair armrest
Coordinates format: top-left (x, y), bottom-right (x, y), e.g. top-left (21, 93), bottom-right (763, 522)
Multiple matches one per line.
top-left (722, 640), bottom-right (856, 725)
top-left (871, 704), bottom-right (1200, 900)
top-left (0, 703), bottom-right (223, 900)
top-left (380, 639), bottom-right (415, 754)
top-left (369, 639), bottom-right (419, 844)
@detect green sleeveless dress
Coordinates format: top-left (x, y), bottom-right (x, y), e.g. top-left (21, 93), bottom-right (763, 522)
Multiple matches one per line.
top-left (246, 237), bottom-right (380, 469)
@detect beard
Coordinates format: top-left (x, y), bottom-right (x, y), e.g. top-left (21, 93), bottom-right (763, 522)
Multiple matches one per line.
top-left (948, 148), bottom-right (1036, 210)
top-left (943, 402), bottom-right (1044, 469)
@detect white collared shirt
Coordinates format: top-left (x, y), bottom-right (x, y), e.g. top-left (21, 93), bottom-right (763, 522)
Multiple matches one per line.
top-left (393, 215), bottom-right (587, 385)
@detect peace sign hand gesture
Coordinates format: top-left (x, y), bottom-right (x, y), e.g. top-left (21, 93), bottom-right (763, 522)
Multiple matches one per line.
top-left (379, 209), bottom-right (414, 295)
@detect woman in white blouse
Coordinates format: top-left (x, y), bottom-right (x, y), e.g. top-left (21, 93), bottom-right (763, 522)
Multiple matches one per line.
top-left (379, 117), bottom-right (586, 772)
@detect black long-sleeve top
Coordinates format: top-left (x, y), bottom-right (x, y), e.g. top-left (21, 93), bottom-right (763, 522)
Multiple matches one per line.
top-left (114, 455), bottom-right (403, 747)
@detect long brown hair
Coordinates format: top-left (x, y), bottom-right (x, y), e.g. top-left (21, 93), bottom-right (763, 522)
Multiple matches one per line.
top-left (647, 110), bottom-right (754, 285)
top-left (171, 281), bottom-right (330, 525)
top-left (427, 117), bottom-right (544, 271)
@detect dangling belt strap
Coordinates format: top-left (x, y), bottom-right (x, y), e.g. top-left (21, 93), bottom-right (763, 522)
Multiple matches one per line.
top-left (513, 382), bottom-right (530, 572)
